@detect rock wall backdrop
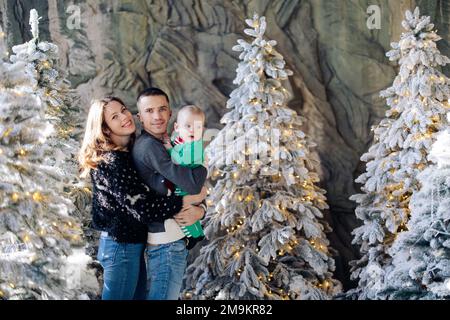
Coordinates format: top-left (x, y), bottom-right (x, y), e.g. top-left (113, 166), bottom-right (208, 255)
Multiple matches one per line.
top-left (1, 0), bottom-right (449, 289)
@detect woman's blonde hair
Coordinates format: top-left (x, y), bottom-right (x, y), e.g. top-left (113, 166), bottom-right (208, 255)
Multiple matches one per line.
top-left (78, 96), bottom-right (133, 178)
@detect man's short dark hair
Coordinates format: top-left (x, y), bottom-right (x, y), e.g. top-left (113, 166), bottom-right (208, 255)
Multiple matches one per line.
top-left (137, 87), bottom-right (169, 104)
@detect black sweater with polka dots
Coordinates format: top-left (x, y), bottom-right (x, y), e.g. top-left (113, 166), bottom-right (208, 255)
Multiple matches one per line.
top-left (90, 151), bottom-right (184, 243)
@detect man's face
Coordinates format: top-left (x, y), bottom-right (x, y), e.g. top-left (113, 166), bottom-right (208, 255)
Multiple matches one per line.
top-left (137, 95), bottom-right (171, 138)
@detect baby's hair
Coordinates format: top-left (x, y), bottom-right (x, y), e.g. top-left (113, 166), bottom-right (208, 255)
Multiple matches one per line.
top-left (177, 105), bottom-right (206, 122)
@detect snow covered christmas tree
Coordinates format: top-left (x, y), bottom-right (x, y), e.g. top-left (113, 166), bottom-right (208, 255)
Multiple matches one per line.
top-left (9, 9), bottom-right (91, 222)
top-left (349, 7), bottom-right (450, 299)
top-left (184, 14), bottom-right (341, 300)
top-left (0, 13), bottom-right (98, 300)
top-left (377, 128), bottom-right (450, 300)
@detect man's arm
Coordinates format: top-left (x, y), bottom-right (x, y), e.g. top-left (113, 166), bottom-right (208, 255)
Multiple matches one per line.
top-left (133, 137), bottom-right (207, 195)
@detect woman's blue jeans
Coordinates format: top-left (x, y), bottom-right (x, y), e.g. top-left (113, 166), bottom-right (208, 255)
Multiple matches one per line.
top-left (146, 239), bottom-right (188, 300)
top-left (97, 235), bottom-right (147, 300)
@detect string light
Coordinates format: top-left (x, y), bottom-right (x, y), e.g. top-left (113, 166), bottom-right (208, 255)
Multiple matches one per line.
top-left (2, 128), bottom-right (12, 138)
top-left (32, 192), bottom-right (43, 202)
top-left (42, 61), bottom-right (51, 69)
top-left (23, 234), bottom-right (30, 243)
top-left (11, 193), bottom-right (19, 202)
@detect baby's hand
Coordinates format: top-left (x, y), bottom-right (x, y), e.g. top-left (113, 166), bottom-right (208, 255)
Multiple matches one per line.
top-left (162, 133), bottom-right (172, 150)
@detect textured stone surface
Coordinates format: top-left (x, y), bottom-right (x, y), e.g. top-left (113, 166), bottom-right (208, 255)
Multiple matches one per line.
top-left (2, 0), bottom-right (450, 289)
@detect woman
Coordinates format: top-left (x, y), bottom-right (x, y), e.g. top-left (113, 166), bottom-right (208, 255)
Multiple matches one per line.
top-left (78, 96), bottom-right (205, 300)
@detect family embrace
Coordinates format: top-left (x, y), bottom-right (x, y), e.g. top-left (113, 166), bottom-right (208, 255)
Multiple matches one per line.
top-left (78, 88), bottom-right (208, 300)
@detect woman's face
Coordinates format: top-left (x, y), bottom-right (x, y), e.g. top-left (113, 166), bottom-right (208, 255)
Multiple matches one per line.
top-left (103, 100), bottom-right (136, 137)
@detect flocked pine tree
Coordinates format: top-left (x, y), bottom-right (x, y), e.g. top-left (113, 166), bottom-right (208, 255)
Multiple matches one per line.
top-left (9, 10), bottom-right (92, 225)
top-left (0, 14), bottom-right (98, 300)
top-left (377, 128), bottom-right (450, 300)
top-left (184, 14), bottom-right (341, 300)
top-left (349, 7), bottom-right (450, 299)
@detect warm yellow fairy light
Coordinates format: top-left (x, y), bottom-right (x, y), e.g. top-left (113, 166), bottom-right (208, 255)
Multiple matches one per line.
top-left (11, 193), bottom-right (19, 202)
top-left (3, 128), bottom-right (12, 138)
top-left (232, 172), bottom-right (239, 179)
top-left (0, 148), bottom-right (3, 155)
top-left (42, 61), bottom-right (51, 68)
top-left (32, 192), bottom-right (43, 202)
top-left (9, 283), bottom-right (15, 289)
top-left (431, 115), bottom-right (440, 123)
top-left (23, 234), bottom-right (30, 243)
top-left (19, 149), bottom-right (26, 156)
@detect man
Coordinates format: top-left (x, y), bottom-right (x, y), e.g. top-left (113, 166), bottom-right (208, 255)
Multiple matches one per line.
top-left (132, 87), bottom-right (208, 300)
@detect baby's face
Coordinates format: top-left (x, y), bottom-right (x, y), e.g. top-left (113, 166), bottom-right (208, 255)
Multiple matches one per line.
top-left (175, 112), bottom-right (205, 142)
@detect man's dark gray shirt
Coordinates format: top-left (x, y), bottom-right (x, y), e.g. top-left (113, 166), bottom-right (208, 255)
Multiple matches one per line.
top-left (132, 130), bottom-right (208, 233)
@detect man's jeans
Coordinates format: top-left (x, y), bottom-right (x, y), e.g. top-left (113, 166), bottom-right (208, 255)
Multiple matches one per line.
top-left (146, 239), bottom-right (188, 300)
top-left (97, 235), bottom-right (147, 300)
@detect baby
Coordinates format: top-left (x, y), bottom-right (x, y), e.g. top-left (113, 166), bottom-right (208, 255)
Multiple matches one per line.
top-left (163, 105), bottom-right (206, 240)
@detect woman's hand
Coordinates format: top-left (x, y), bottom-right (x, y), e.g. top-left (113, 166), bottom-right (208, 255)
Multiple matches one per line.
top-left (174, 205), bottom-right (205, 226)
top-left (182, 186), bottom-right (207, 207)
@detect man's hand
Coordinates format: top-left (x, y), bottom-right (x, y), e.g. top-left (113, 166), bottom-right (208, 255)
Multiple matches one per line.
top-left (174, 205), bottom-right (205, 226)
top-left (182, 186), bottom-right (207, 208)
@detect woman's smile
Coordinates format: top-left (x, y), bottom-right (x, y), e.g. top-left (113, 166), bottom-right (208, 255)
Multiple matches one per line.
top-left (122, 120), bottom-right (133, 128)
